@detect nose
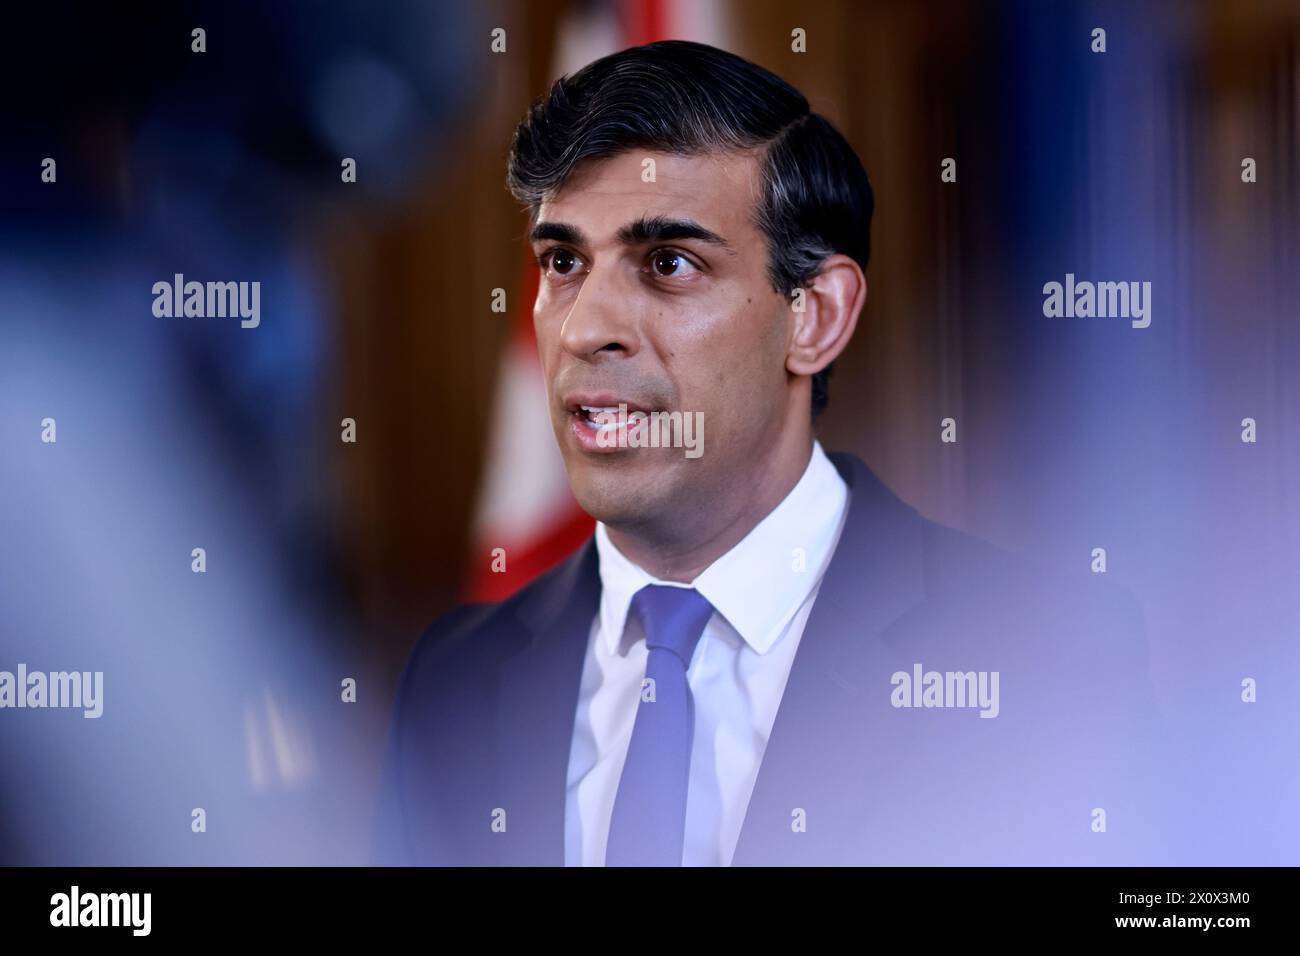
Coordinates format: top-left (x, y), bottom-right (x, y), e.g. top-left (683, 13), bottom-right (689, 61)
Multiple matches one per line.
top-left (557, 261), bottom-right (640, 362)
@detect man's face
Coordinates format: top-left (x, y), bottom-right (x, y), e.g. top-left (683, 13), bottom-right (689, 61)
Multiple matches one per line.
top-left (530, 148), bottom-right (795, 531)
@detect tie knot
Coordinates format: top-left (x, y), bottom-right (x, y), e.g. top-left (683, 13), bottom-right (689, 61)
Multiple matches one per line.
top-left (629, 584), bottom-right (714, 666)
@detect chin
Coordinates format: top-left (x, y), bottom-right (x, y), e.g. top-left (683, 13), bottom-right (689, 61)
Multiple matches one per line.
top-left (565, 455), bottom-right (678, 527)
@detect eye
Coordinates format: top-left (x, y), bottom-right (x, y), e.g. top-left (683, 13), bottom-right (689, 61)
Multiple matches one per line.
top-left (647, 248), bottom-right (700, 279)
top-left (537, 247), bottom-right (585, 280)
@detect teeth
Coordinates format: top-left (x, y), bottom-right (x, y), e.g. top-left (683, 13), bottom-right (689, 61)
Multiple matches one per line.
top-left (577, 404), bottom-right (627, 433)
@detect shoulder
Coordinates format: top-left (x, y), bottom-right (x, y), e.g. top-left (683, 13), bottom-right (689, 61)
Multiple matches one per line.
top-left (920, 516), bottom-right (1144, 632)
top-left (827, 450), bottom-right (1146, 650)
top-left (391, 548), bottom-right (589, 709)
top-left (900, 513), bottom-right (1151, 708)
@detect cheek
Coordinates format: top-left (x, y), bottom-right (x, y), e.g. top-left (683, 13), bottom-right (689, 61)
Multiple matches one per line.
top-left (674, 303), bottom-right (784, 418)
top-left (532, 295), bottom-right (563, 365)
top-left (532, 288), bottom-right (554, 335)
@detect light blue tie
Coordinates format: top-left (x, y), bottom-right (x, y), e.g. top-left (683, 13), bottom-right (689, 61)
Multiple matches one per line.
top-left (605, 584), bottom-right (715, 867)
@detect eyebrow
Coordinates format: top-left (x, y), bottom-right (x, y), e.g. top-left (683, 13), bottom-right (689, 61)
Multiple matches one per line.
top-left (618, 215), bottom-right (733, 251)
top-left (528, 221), bottom-right (586, 245)
top-left (528, 215), bottom-right (734, 253)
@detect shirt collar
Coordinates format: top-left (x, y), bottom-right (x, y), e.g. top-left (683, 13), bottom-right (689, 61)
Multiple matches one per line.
top-left (594, 440), bottom-right (849, 657)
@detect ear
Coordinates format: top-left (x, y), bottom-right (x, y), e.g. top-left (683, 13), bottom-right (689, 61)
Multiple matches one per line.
top-left (785, 254), bottom-right (866, 378)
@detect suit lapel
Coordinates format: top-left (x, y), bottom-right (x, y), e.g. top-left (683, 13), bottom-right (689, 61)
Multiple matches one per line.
top-left (731, 453), bottom-right (927, 865)
top-left (493, 537), bottom-right (600, 865)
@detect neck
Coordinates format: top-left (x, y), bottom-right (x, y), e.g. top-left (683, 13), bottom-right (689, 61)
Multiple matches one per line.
top-left (606, 425), bottom-right (815, 583)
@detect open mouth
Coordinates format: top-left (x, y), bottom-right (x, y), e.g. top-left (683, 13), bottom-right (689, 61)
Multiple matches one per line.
top-left (575, 404), bottom-right (632, 434)
top-left (565, 399), bottom-right (656, 451)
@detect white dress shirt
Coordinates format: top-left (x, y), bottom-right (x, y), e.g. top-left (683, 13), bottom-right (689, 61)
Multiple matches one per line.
top-left (563, 440), bottom-right (850, 866)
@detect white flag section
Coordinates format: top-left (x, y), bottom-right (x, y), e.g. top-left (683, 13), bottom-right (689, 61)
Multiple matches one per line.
top-left (467, 0), bottom-right (729, 601)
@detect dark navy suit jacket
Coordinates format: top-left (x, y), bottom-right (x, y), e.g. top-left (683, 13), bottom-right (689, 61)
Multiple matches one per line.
top-left (374, 452), bottom-right (1168, 865)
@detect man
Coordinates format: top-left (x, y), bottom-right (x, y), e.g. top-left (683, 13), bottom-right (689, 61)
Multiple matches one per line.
top-left (375, 40), bottom-right (1163, 866)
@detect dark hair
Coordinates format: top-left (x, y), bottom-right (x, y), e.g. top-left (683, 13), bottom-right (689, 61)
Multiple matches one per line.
top-left (506, 40), bottom-right (874, 420)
